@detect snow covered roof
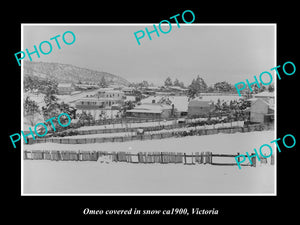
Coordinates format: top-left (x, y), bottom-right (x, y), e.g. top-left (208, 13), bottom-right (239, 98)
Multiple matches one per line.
top-left (141, 96), bottom-right (188, 112)
top-left (146, 86), bottom-right (160, 90)
top-left (104, 90), bottom-right (124, 94)
top-left (254, 91), bottom-right (274, 98)
top-left (58, 83), bottom-right (73, 88)
top-left (127, 109), bottom-right (162, 114)
top-left (77, 98), bottom-right (105, 102)
top-left (127, 103), bottom-right (172, 114)
top-left (98, 88), bottom-right (114, 91)
top-left (251, 98), bottom-right (274, 111)
top-left (168, 86), bottom-right (188, 91)
top-left (136, 103), bottom-right (172, 110)
top-left (188, 99), bottom-right (213, 107)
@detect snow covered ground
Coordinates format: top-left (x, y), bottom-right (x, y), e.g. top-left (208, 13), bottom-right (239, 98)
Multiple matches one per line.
top-left (23, 131), bottom-right (276, 195)
top-left (23, 161), bottom-right (274, 194)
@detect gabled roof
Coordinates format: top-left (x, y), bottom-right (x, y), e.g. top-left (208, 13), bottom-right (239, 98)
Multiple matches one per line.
top-left (251, 98), bottom-right (275, 111)
top-left (254, 91), bottom-right (274, 98)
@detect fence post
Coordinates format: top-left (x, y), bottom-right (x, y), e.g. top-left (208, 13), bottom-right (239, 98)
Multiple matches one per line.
top-left (24, 150), bottom-right (28, 160)
top-left (271, 154), bottom-right (274, 165)
top-left (251, 153), bottom-right (256, 167)
top-left (78, 150), bottom-right (82, 161)
top-left (208, 152), bottom-right (212, 164)
top-left (137, 153), bottom-right (140, 163)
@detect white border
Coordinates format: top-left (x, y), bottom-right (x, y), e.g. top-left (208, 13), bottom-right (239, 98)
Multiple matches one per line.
top-left (21, 23), bottom-right (277, 196)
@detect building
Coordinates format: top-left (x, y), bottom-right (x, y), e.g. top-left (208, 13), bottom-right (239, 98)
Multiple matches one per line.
top-left (122, 87), bottom-right (135, 95)
top-left (57, 83), bottom-right (75, 95)
top-left (187, 98), bottom-right (215, 117)
top-left (249, 98), bottom-right (274, 123)
top-left (96, 90), bottom-right (125, 99)
top-left (75, 97), bottom-right (124, 109)
top-left (141, 96), bottom-right (189, 117)
top-left (75, 83), bottom-right (99, 90)
top-left (75, 90), bottom-right (125, 110)
top-left (166, 86), bottom-right (188, 96)
top-left (75, 98), bottom-right (105, 109)
top-left (126, 103), bottom-right (173, 119)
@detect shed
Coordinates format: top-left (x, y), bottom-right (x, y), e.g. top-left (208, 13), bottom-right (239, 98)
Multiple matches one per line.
top-left (250, 98), bottom-right (274, 123)
top-left (126, 103), bottom-right (173, 119)
top-left (187, 98), bottom-right (215, 117)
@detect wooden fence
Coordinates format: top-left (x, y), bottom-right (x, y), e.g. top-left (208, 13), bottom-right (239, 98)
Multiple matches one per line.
top-left (73, 117), bottom-right (177, 127)
top-left (25, 123), bottom-right (272, 145)
top-left (73, 120), bottom-right (245, 135)
top-left (69, 112), bottom-right (231, 128)
top-left (23, 150), bottom-right (274, 167)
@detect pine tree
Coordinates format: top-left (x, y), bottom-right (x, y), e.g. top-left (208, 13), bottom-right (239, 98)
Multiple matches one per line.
top-left (173, 78), bottom-right (180, 86)
top-left (164, 77), bottom-right (173, 87)
top-left (187, 75), bottom-right (208, 99)
top-left (214, 81), bottom-right (233, 93)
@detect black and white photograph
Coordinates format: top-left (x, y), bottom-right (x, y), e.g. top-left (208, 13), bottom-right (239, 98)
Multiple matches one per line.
top-left (21, 24), bottom-right (276, 195)
top-left (4, 3), bottom-right (299, 222)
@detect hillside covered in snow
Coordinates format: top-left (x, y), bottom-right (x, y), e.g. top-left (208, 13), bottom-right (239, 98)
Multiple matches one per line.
top-left (23, 61), bottom-right (130, 86)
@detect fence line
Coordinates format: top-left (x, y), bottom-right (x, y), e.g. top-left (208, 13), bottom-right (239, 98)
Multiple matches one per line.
top-left (70, 112), bottom-right (231, 128)
top-left (72, 120), bottom-right (245, 136)
top-left (25, 123), bottom-right (272, 145)
top-left (23, 150), bottom-right (274, 167)
top-left (73, 117), bottom-right (177, 127)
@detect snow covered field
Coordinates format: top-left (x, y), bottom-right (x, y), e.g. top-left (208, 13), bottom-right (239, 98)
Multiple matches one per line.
top-left (23, 161), bottom-right (274, 194)
top-left (23, 131), bottom-right (276, 195)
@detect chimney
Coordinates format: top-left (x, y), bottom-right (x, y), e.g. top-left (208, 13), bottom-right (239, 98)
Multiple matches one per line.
top-left (171, 104), bottom-right (174, 116)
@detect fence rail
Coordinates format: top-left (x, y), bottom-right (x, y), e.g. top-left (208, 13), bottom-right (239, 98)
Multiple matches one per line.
top-left (23, 150), bottom-right (274, 167)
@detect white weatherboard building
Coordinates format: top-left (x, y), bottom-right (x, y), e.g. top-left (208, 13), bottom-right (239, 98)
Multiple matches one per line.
top-left (75, 89), bottom-right (125, 109)
top-left (126, 103), bottom-right (173, 119)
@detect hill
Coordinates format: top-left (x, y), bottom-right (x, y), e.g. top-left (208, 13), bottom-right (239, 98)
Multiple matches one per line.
top-left (23, 61), bottom-right (130, 86)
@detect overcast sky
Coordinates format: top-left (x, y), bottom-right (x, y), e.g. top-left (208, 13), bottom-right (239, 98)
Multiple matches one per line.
top-left (22, 24), bottom-right (275, 86)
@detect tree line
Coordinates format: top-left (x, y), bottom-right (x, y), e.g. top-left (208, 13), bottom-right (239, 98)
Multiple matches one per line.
top-left (161, 75), bottom-right (274, 99)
